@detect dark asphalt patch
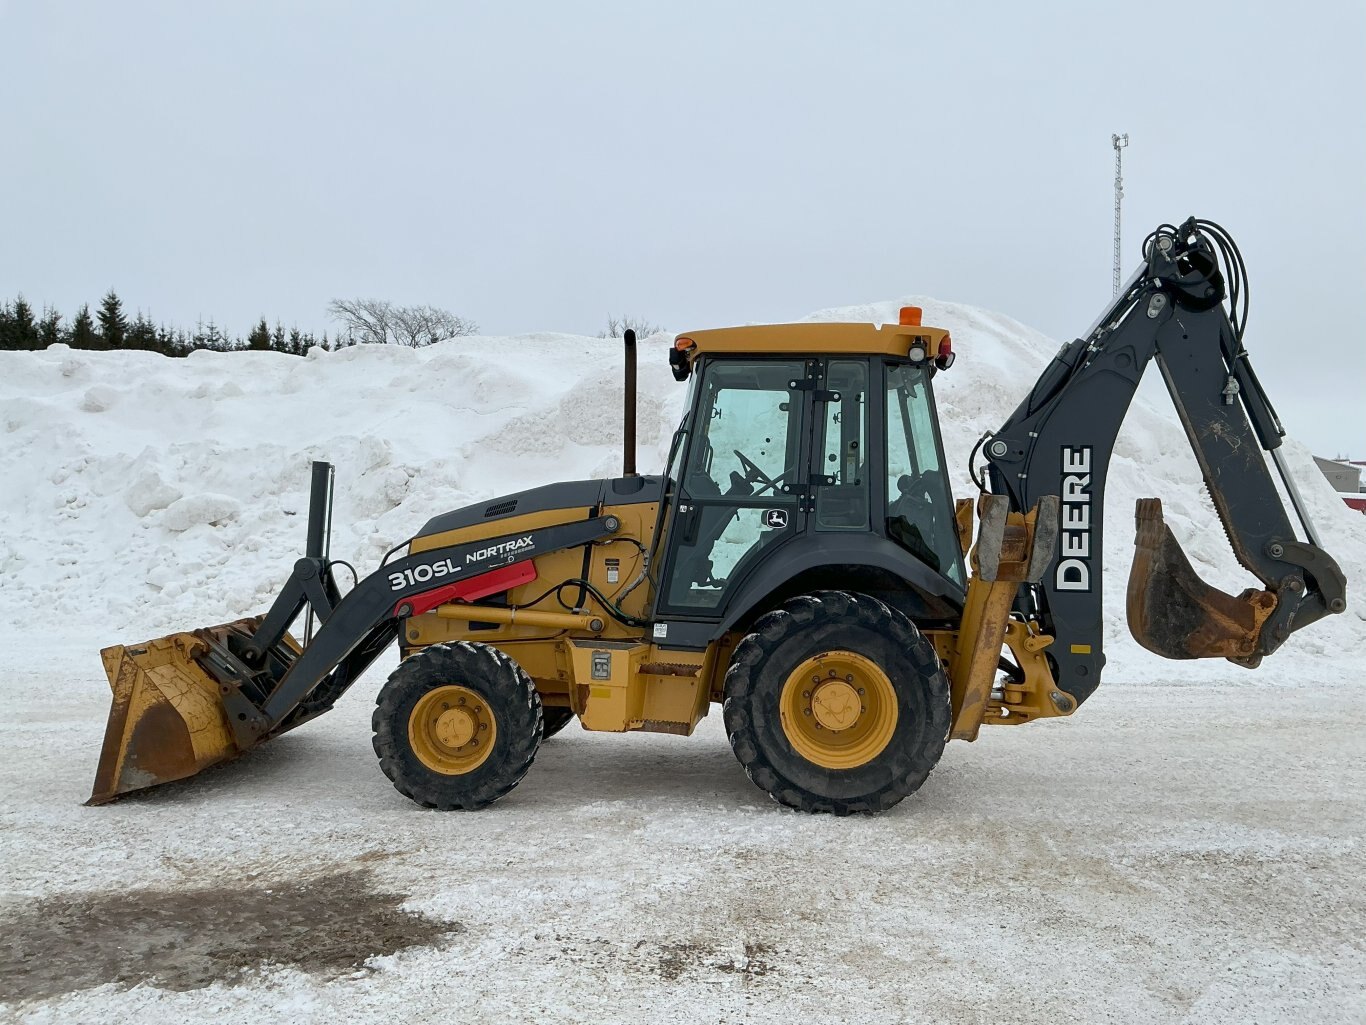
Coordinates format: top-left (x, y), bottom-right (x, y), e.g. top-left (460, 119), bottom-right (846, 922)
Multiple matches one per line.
top-left (0, 868), bottom-right (458, 1003)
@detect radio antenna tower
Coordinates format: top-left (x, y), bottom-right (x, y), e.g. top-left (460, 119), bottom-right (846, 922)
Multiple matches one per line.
top-left (1111, 133), bottom-right (1129, 296)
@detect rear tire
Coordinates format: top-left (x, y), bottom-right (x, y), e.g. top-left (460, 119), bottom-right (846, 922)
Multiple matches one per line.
top-left (372, 641), bottom-right (542, 810)
top-left (723, 590), bottom-right (950, 815)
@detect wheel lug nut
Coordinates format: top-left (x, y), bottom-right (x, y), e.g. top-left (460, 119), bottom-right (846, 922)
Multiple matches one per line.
top-left (803, 690), bottom-right (811, 698)
top-left (857, 688), bottom-right (865, 695)
top-left (812, 675), bottom-right (821, 684)
top-left (479, 723), bottom-right (488, 731)
top-left (845, 675), bottom-right (854, 683)
top-left (803, 708), bottom-right (812, 716)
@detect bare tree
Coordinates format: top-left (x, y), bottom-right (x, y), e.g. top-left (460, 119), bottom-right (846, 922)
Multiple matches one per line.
top-left (390, 304), bottom-right (479, 347)
top-left (327, 298), bottom-right (394, 346)
top-left (327, 298), bottom-right (478, 347)
top-left (599, 315), bottom-right (664, 339)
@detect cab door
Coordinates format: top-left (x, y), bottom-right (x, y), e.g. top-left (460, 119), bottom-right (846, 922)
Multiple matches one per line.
top-left (658, 358), bottom-right (811, 616)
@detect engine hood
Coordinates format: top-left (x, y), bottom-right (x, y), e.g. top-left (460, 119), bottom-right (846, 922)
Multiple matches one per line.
top-left (414, 475), bottom-right (664, 541)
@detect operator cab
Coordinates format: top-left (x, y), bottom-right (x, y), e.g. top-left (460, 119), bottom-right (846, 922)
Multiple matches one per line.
top-left (655, 311), bottom-right (964, 623)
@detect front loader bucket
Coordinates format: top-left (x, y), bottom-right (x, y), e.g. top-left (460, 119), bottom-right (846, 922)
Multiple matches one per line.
top-left (88, 618), bottom-right (293, 804)
top-left (1126, 498), bottom-right (1277, 663)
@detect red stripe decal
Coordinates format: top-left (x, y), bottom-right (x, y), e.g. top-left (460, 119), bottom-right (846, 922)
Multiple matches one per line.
top-left (395, 560), bottom-right (538, 618)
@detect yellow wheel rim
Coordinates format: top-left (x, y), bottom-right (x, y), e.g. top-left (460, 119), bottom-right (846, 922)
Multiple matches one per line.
top-left (408, 685), bottom-right (497, 775)
top-left (779, 651), bottom-right (898, 770)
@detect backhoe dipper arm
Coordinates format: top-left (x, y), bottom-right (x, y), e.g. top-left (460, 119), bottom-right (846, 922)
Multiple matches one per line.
top-left (983, 218), bottom-right (1346, 706)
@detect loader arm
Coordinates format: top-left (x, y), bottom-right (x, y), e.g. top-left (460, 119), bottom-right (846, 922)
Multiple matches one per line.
top-left (208, 513), bottom-right (621, 742)
top-left (983, 218), bottom-right (1346, 706)
top-left (89, 493), bottom-right (623, 803)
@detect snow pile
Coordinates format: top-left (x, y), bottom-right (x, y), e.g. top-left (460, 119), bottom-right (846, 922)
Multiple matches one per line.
top-left (1, 302), bottom-right (1361, 675)
top-left (0, 334), bottom-right (681, 637)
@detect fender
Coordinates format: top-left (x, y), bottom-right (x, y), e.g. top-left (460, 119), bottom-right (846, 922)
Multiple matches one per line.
top-left (714, 532), bottom-right (965, 639)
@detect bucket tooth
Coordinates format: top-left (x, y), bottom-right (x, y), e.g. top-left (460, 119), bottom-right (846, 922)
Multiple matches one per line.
top-left (1126, 498), bottom-right (1277, 661)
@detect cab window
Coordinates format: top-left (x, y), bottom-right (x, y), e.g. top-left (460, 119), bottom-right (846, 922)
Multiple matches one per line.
top-left (885, 363), bottom-right (963, 585)
top-left (814, 360), bottom-right (869, 530)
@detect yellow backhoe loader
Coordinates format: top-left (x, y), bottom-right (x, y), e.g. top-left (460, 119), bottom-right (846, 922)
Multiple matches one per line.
top-left (91, 218), bottom-right (1346, 814)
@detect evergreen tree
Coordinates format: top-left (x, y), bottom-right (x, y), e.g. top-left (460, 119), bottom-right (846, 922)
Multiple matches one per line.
top-left (71, 304), bottom-right (97, 349)
top-left (38, 308), bottom-right (64, 348)
top-left (0, 292), bottom-right (332, 357)
top-left (9, 296), bottom-right (38, 350)
top-left (154, 324), bottom-right (179, 357)
top-left (127, 312), bottom-right (157, 352)
top-left (247, 317), bottom-right (272, 351)
top-left (97, 291), bottom-right (128, 350)
top-left (203, 320), bottom-right (229, 351)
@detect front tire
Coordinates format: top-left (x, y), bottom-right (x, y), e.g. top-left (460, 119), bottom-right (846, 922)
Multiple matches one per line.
top-left (723, 590), bottom-right (950, 815)
top-left (372, 641), bottom-right (542, 810)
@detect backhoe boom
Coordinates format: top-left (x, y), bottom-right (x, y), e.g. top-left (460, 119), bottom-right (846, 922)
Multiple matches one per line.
top-left (984, 218), bottom-right (1346, 705)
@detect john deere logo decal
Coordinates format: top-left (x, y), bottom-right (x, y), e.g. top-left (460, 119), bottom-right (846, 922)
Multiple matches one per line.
top-left (1055, 446), bottom-right (1093, 592)
top-left (764, 509), bottom-right (789, 529)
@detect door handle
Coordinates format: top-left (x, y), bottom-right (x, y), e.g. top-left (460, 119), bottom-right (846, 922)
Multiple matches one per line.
top-left (679, 503), bottom-right (702, 544)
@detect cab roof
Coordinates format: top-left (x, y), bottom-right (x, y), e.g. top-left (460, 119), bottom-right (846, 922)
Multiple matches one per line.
top-left (675, 317), bottom-right (950, 362)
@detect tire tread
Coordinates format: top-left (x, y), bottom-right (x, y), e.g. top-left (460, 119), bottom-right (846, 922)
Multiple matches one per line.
top-left (723, 590), bottom-right (951, 815)
top-left (371, 641), bottom-right (542, 810)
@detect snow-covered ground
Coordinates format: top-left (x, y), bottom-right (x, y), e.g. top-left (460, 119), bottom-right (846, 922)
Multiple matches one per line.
top-left (2, 644), bottom-right (1363, 1024)
top-left (2, 298), bottom-right (1363, 1022)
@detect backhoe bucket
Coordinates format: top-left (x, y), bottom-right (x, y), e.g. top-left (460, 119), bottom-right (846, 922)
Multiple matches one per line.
top-left (88, 618), bottom-right (295, 804)
top-left (1126, 498), bottom-right (1277, 662)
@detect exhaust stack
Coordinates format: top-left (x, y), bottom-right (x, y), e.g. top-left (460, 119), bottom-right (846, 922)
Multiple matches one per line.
top-left (623, 328), bottom-right (637, 476)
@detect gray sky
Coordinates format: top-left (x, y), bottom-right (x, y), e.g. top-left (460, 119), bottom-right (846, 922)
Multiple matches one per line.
top-left (3, 0), bottom-right (1362, 454)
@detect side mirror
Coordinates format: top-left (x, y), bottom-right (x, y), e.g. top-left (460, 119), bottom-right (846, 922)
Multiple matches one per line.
top-left (668, 346), bottom-right (692, 382)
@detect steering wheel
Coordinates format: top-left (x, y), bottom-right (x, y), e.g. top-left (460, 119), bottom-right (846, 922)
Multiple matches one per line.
top-left (733, 449), bottom-right (786, 494)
